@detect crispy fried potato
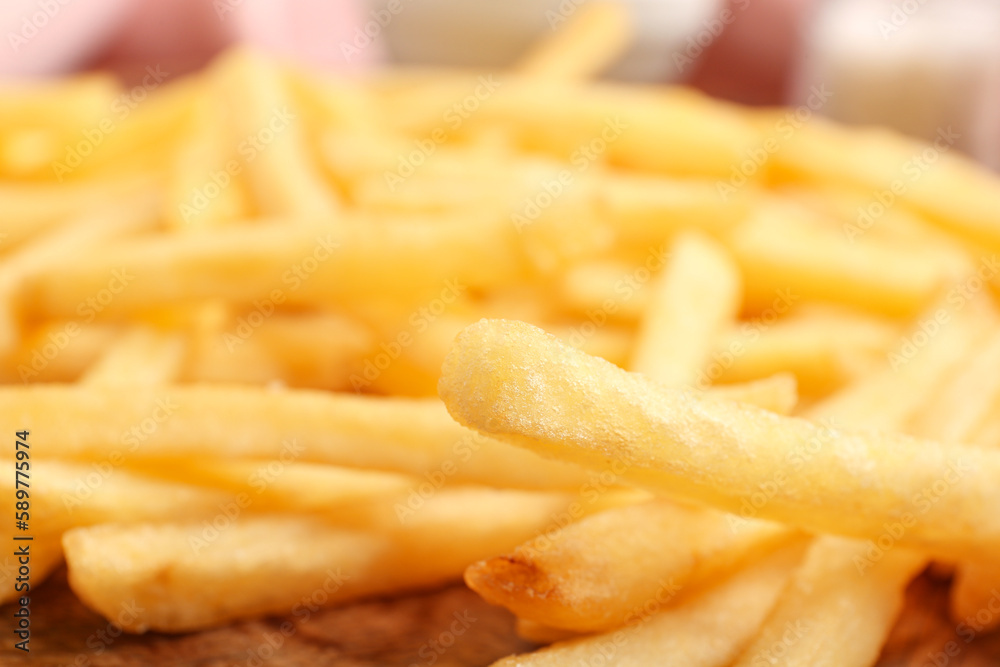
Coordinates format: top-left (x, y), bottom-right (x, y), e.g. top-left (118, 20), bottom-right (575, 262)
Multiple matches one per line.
top-left (466, 499), bottom-right (796, 633)
top-left (490, 541), bottom-right (807, 667)
top-left (440, 319), bottom-right (1000, 559)
top-left (0, 384), bottom-right (591, 490)
top-left (62, 489), bottom-right (578, 633)
top-left (726, 200), bottom-right (967, 318)
top-left (630, 231), bottom-right (742, 387)
top-left (802, 292), bottom-right (998, 430)
top-left (21, 216), bottom-right (527, 320)
top-left (80, 326), bottom-right (186, 385)
top-left (730, 537), bottom-right (925, 667)
top-left (716, 305), bottom-right (898, 396)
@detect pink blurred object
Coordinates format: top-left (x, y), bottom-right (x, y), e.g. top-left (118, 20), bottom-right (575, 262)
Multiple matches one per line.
top-left (0, 0), bottom-right (374, 83)
top-left (0, 0), bottom-right (134, 78)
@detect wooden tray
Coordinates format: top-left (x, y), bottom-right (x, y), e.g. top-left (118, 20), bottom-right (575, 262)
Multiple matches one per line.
top-left (2, 568), bottom-right (999, 665)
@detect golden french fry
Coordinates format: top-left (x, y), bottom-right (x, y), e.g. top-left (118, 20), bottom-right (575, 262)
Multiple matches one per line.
top-left (62, 488), bottom-right (577, 632)
top-left (211, 49), bottom-right (339, 219)
top-left (132, 459), bottom-right (414, 515)
top-left (0, 175), bottom-right (157, 250)
top-left (80, 326), bottom-right (186, 385)
top-left (4, 322), bottom-right (121, 384)
top-left (715, 305), bottom-right (899, 396)
top-left (630, 231), bottom-right (742, 387)
top-left (491, 541), bottom-right (806, 667)
top-left (726, 200), bottom-right (968, 317)
top-left (21, 216), bottom-right (527, 321)
top-left (704, 373), bottom-right (799, 415)
top-left (770, 116), bottom-right (1000, 252)
top-left (908, 327), bottom-right (1000, 443)
top-left (439, 319), bottom-right (1000, 559)
top-left (730, 537), bottom-right (925, 667)
top-left (3, 460), bottom-right (233, 534)
top-left (0, 384), bottom-right (591, 490)
top-left (466, 499), bottom-right (796, 633)
top-left (0, 190), bottom-right (160, 354)
top-left (804, 291), bottom-right (998, 430)
top-left (187, 311), bottom-right (372, 390)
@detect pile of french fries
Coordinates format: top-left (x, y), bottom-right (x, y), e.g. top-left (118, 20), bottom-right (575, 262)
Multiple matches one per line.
top-left (4, 7), bottom-right (1000, 664)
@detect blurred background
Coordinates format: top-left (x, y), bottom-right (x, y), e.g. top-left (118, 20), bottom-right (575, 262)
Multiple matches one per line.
top-left (1, 0), bottom-right (998, 168)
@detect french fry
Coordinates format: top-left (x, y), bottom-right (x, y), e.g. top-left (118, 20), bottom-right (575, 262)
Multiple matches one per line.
top-left (598, 174), bottom-right (758, 250)
top-left (515, 1), bottom-right (631, 82)
top-left (3, 460), bottom-right (233, 534)
top-left (703, 373), bottom-right (799, 415)
top-left (3, 322), bottom-right (121, 384)
top-left (186, 311), bottom-right (372, 390)
top-left (21, 216), bottom-right (528, 321)
top-left (164, 94), bottom-right (248, 229)
top-left (0, 175), bottom-right (157, 251)
top-left (0, 384), bottom-right (592, 490)
top-left (630, 231), bottom-right (742, 387)
top-left (908, 327), bottom-right (1000, 443)
top-left (131, 459), bottom-right (414, 515)
top-left (80, 326), bottom-right (186, 386)
top-left (466, 499), bottom-right (796, 633)
top-left (769, 116), bottom-right (1000, 252)
top-left (490, 541), bottom-right (807, 667)
top-left (802, 291), bottom-right (998, 430)
top-left (439, 319), bottom-right (1000, 559)
top-left (211, 49), bottom-right (339, 219)
top-left (715, 305), bottom-right (899, 396)
top-left (726, 200), bottom-right (967, 317)
top-left (730, 537), bottom-right (926, 667)
top-left (0, 190), bottom-right (160, 354)
top-left (62, 488), bottom-right (578, 632)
